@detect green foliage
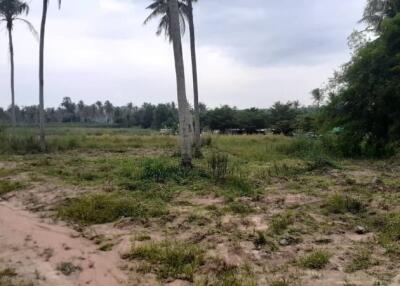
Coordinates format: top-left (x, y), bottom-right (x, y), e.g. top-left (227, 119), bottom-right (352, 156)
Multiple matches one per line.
top-left (57, 191), bottom-right (169, 225)
top-left (0, 180), bottom-right (23, 196)
top-left (321, 14), bottom-right (400, 157)
top-left (227, 201), bottom-right (254, 215)
top-left (325, 194), bottom-right (365, 215)
top-left (123, 241), bottom-right (204, 281)
top-left (299, 250), bottom-right (330, 269)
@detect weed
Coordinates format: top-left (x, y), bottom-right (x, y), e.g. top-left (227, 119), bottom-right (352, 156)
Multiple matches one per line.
top-left (299, 250), bottom-right (330, 269)
top-left (123, 241), bottom-right (204, 281)
top-left (56, 262), bottom-right (81, 276)
top-left (201, 136), bottom-right (212, 147)
top-left (254, 231), bottom-right (267, 249)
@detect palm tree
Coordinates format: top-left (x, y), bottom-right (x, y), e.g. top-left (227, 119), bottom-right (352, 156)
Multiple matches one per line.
top-left (0, 0), bottom-right (36, 127)
top-left (168, 0), bottom-right (193, 167)
top-left (144, 0), bottom-right (201, 156)
top-left (38, 0), bottom-right (61, 151)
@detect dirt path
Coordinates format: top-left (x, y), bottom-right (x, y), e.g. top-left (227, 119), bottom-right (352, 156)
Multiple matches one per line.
top-left (0, 199), bottom-right (128, 286)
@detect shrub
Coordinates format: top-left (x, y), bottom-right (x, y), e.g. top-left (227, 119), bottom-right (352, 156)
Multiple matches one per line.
top-left (123, 241), bottom-right (204, 281)
top-left (207, 151), bottom-right (229, 181)
top-left (201, 136), bottom-right (212, 147)
top-left (299, 250), bottom-right (330, 269)
top-left (227, 201), bottom-right (254, 215)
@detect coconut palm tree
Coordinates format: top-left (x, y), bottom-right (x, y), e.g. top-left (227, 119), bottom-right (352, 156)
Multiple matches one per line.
top-left (144, 0), bottom-right (201, 156)
top-left (38, 0), bottom-right (61, 151)
top-left (0, 0), bottom-right (37, 127)
top-left (168, 0), bottom-right (193, 167)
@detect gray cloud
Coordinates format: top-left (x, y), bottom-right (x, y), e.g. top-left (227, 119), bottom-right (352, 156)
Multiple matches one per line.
top-left (0, 0), bottom-right (365, 109)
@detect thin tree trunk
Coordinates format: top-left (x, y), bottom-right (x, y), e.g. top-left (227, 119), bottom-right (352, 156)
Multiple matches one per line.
top-left (168, 0), bottom-right (193, 167)
top-left (187, 0), bottom-right (201, 157)
top-left (39, 0), bottom-right (48, 151)
top-left (7, 26), bottom-right (16, 127)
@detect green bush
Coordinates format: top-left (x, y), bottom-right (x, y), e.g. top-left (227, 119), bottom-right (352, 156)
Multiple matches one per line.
top-left (368, 213), bottom-right (400, 255)
top-left (270, 212), bottom-right (294, 234)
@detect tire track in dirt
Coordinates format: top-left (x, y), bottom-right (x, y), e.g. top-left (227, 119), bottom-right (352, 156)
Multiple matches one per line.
top-left (0, 200), bottom-right (128, 286)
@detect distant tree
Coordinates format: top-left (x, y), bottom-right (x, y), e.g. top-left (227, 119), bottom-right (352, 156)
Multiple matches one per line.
top-left (0, 0), bottom-right (36, 127)
top-left (322, 14), bottom-right (400, 156)
top-left (237, 108), bottom-right (266, 133)
top-left (104, 100), bottom-right (114, 124)
top-left (38, 0), bottom-right (62, 150)
top-left (207, 105), bottom-right (238, 133)
top-left (269, 102), bottom-right (299, 135)
top-left (311, 88), bottom-right (324, 108)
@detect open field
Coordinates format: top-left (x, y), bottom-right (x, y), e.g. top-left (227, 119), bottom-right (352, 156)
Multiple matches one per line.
top-left (1, 127), bottom-right (400, 286)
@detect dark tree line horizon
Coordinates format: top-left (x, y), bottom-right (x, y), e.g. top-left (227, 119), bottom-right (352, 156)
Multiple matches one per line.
top-left (0, 97), bottom-right (318, 134)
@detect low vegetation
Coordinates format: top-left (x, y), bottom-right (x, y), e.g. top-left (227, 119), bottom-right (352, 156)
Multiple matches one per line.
top-left (299, 250), bottom-right (330, 269)
top-left (123, 241), bottom-right (204, 281)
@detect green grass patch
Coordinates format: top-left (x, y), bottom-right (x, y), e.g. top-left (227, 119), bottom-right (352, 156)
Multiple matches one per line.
top-left (0, 180), bottom-right (24, 196)
top-left (57, 190), bottom-right (170, 225)
top-left (345, 249), bottom-right (376, 273)
top-left (270, 212), bottom-right (294, 235)
top-left (324, 194), bottom-right (365, 215)
top-left (123, 241), bottom-right (204, 281)
top-left (298, 250), bottom-right (330, 269)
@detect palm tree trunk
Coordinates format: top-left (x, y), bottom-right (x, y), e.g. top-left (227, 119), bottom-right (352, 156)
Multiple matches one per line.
top-left (7, 26), bottom-right (16, 127)
top-left (39, 0), bottom-right (48, 152)
top-left (187, 0), bottom-right (201, 157)
top-left (168, 0), bottom-right (193, 167)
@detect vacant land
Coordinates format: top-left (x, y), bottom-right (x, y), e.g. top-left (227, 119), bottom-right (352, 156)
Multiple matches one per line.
top-left (0, 127), bottom-right (399, 286)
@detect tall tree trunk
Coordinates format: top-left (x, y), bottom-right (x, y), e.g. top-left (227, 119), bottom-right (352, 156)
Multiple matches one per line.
top-left (39, 0), bottom-right (48, 151)
top-left (187, 0), bottom-right (201, 157)
top-left (168, 0), bottom-right (193, 167)
top-left (7, 26), bottom-right (16, 127)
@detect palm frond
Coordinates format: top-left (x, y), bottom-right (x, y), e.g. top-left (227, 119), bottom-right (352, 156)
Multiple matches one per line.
top-left (15, 17), bottom-right (38, 40)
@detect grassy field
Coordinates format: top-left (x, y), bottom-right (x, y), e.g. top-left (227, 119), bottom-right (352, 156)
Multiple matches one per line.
top-left (0, 126), bottom-right (399, 285)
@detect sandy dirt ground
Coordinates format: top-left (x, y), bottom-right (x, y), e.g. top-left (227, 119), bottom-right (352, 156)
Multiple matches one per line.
top-left (0, 199), bottom-right (128, 286)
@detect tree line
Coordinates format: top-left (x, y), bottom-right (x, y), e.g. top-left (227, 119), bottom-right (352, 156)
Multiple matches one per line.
top-left (0, 98), bottom-right (318, 135)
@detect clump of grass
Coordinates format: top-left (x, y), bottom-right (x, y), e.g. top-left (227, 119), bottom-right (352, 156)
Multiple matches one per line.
top-left (57, 191), bottom-right (169, 225)
top-left (270, 212), bottom-right (294, 235)
top-left (345, 249), bottom-right (375, 273)
top-left (123, 241), bottom-right (204, 281)
top-left (56, 262), bottom-right (81, 276)
top-left (227, 201), bottom-right (254, 215)
top-left (207, 151), bottom-right (229, 181)
top-left (299, 250), bottom-right (330, 269)
top-left (307, 156), bottom-right (338, 171)
top-left (201, 136), bottom-right (212, 147)
top-left (325, 194), bottom-right (365, 215)
top-left (0, 268), bottom-right (17, 279)
top-left (367, 213), bottom-right (400, 255)
top-left (0, 180), bottom-right (24, 196)
top-left (212, 265), bottom-right (256, 286)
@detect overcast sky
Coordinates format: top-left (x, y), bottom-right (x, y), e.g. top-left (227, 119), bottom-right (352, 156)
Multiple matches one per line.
top-left (0, 0), bottom-right (365, 109)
